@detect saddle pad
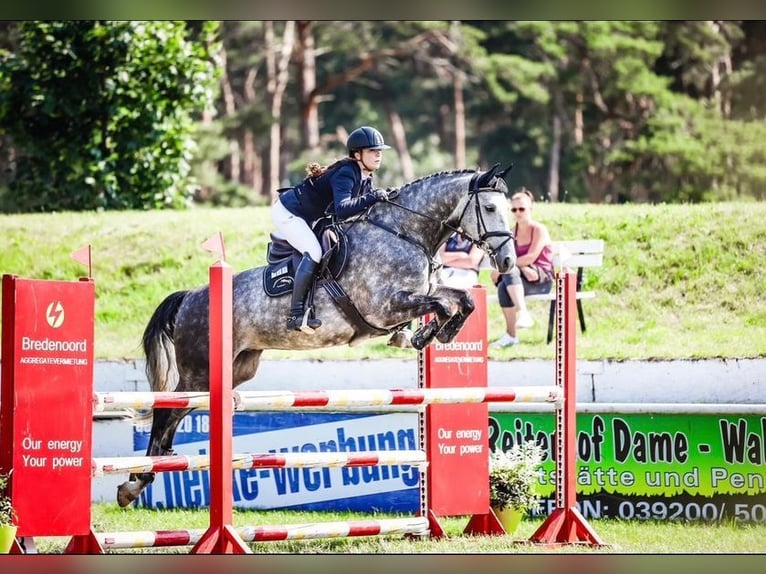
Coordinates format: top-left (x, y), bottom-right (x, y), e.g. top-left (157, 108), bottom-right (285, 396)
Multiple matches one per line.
top-left (263, 256), bottom-right (297, 297)
top-left (262, 224), bottom-right (350, 298)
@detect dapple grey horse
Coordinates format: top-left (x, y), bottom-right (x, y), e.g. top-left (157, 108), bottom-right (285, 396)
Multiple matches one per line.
top-left (117, 165), bottom-right (516, 506)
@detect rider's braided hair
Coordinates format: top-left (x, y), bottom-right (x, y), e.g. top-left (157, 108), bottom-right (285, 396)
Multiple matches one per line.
top-left (305, 157), bottom-right (349, 179)
top-left (306, 162), bottom-right (326, 178)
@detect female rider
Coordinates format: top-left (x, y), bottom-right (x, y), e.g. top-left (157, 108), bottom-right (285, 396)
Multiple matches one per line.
top-left (270, 126), bottom-right (391, 333)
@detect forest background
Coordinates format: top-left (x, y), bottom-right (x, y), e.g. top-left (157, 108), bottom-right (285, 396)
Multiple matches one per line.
top-left (2, 20), bottom-right (766, 212)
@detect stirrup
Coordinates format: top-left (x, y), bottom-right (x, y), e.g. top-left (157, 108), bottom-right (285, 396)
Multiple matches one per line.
top-left (287, 309), bottom-right (321, 333)
top-left (299, 307), bottom-right (322, 334)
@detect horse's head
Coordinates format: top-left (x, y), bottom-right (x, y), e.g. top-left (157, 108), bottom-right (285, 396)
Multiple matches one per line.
top-left (376, 165), bottom-right (515, 274)
top-left (449, 164), bottom-right (516, 274)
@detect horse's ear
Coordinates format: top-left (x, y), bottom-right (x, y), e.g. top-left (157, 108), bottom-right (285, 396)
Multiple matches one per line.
top-left (498, 163), bottom-right (514, 180)
top-left (477, 163), bottom-right (500, 188)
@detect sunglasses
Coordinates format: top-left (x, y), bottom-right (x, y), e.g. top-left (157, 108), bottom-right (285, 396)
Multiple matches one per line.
top-left (511, 207), bottom-right (526, 213)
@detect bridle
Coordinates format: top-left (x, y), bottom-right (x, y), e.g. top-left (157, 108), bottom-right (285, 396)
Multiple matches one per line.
top-left (447, 173), bottom-right (515, 263)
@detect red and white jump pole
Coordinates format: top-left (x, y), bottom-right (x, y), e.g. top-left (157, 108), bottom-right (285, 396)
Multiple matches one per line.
top-left (94, 385), bottom-right (560, 411)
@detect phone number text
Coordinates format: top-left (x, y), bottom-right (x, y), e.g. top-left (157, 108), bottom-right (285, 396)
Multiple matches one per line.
top-left (614, 500), bottom-right (766, 522)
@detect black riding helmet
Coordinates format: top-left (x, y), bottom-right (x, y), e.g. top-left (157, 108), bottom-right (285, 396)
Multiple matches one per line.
top-left (346, 126), bottom-right (391, 156)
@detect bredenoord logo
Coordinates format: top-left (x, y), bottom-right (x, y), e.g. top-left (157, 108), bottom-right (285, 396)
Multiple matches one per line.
top-left (46, 301), bottom-right (65, 328)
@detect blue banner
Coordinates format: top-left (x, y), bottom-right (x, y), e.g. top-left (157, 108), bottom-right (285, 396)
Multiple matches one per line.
top-left (133, 411), bottom-right (421, 512)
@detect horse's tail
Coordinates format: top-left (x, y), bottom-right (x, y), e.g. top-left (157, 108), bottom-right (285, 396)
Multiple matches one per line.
top-left (142, 290), bottom-right (188, 393)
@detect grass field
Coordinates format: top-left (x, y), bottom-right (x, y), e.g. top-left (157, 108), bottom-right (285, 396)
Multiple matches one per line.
top-left (23, 505), bottom-right (766, 554)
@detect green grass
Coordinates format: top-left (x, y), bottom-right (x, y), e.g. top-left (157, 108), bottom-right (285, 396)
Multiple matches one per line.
top-left (2, 202), bottom-right (765, 361)
top-left (26, 505), bottom-right (766, 554)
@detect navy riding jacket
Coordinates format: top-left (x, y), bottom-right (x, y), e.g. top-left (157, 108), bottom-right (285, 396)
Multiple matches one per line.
top-left (279, 159), bottom-right (380, 223)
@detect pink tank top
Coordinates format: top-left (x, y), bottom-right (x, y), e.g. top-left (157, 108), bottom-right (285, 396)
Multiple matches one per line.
top-left (514, 225), bottom-right (554, 273)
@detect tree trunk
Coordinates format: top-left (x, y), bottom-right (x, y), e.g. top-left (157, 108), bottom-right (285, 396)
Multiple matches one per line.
top-left (296, 21), bottom-right (319, 151)
top-left (451, 20), bottom-right (466, 170)
top-left (453, 70), bottom-right (466, 170)
top-left (584, 169), bottom-right (612, 203)
top-left (547, 113), bottom-right (561, 202)
top-left (266, 21), bottom-right (296, 203)
top-left (708, 21), bottom-right (733, 118)
top-left (243, 130), bottom-right (262, 199)
top-left (574, 90), bottom-right (584, 145)
top-left (547, 89), bottom-right (563, 202)
top-left (242, 68), bottom-right (262, 197)
top-left (383, 96), bottom-right (414, 182)
top-left (219, 46), bottom-right (240, 185)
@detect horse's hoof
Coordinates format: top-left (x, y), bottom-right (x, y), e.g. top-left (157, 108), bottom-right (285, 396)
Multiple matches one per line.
top-left (436, 329), bottom-right (455, 344)
top-left (410, 334), bottom-right (427, 350)
top-left (116, 480), bottom-right (141, 508)
top-left (387, 329), bottom-right (413, 349)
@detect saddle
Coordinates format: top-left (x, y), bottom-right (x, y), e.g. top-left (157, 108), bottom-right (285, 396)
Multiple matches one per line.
top-left (262, 219), bottom-right (350, 298)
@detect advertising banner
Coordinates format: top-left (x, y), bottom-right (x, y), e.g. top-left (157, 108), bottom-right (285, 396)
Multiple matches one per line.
top-left (0, 276), bottom-right (94, 536)
top-left (135, 412), bottom-right (420, 512)
top-left (424, 286), bottom-right (489, 516)
top-left (490, 412), bottom-right (766, 522)
top-left (133, 409), bottom-right (766, 523)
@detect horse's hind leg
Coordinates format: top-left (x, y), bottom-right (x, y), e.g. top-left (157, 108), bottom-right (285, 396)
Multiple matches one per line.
top-left (116, 406), bottom-right (193, 507)
top-left (233, 349), bottom-right (262, 388)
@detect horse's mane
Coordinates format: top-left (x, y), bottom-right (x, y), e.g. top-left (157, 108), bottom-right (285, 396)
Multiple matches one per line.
top-left (394, 168), bottom-right (479, 194)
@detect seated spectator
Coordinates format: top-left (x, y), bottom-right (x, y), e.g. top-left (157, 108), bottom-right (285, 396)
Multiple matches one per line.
top-left (438, 232), bottom-right (485, 289)
top-left (490, 187), bottom-right (554, 348)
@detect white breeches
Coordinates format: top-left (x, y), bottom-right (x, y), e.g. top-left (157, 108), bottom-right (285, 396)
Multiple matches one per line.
top-left (271, 199), bottom-right (322, 263)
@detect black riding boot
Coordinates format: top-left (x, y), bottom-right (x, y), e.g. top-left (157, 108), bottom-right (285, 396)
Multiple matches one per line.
top-left (286, 254), bottom-right (322, 333)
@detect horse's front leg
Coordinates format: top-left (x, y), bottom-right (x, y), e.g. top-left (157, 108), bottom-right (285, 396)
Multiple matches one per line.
top-left (433, 287), bottom-right (475, 343)
top-left (411, 319), bottom-right (440, 350)
top-left (116, 406), bottom-right (193, 507)
top-left (387, 290), bottom-right (464, 350)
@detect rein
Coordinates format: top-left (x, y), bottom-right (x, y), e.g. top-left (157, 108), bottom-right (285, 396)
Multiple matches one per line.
top-left (367, 176), bottom-right (514, 260)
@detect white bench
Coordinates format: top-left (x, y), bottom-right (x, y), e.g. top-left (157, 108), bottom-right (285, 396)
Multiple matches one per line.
top-left (484, 239), bottom-right (605, 344)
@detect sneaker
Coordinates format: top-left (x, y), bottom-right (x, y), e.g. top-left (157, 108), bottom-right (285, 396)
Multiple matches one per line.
top-left (516, 310), bottom-right (534, 328)
top-left (490, 333), bottom-right (519, 348)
